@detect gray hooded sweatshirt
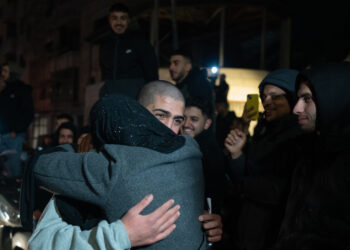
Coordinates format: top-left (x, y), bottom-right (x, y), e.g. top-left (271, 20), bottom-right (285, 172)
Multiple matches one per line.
top-left (33, 135), bottom-right (206, 249)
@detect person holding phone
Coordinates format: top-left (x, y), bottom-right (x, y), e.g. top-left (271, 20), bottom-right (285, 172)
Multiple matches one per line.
top-left (224, 69), bottom-right (303, 250)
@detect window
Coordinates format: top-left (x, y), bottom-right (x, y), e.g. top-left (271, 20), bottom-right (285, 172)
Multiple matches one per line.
top-left (30, 115), bottom-right (49, 149)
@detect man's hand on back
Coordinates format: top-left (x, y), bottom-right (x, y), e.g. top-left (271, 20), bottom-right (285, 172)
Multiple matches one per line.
top-left (199, 211), bottom-right (223, 242)
top-left (121, 194), bottom-right (180, 247)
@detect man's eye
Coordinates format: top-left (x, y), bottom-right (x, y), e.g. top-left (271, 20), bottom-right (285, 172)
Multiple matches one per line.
top-left (303, 96), bottom-right (312, 103)
top-left (155, 113), bottom-right (165, 119)
top-left (174, 119), bottom-right (183, 126)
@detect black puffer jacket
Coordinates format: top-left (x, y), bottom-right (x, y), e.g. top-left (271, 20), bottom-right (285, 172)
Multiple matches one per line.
top-left (277, 62), bottom-right (350, 250)
top-left (99, 30), bottom-right (158, 83)
top-left (177, 67), bottom-right (213, 106)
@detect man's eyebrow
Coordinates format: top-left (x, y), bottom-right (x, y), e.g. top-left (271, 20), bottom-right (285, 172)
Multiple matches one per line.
top-left (300, 93), bottom-right (312, 98)
top-left (174, 115), bottom-right (185, 121)
top-left (152, 109), bottom-right (170, 115)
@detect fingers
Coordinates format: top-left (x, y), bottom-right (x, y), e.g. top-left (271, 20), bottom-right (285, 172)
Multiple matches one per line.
top-left (226, 130), bottom-right (242, 144)
top-left (199, 213), bottom-right (223, 243)
top-left (150, 199), bottom-right (175, 220)
top-left (152, 224), bottom-right (177, 243)
top-left (245, 106), bottom-right (254, 112)
top-left (78, 134), bottom-right (93, 153)
top-left (201, 219), bottom-right (222, 230)
top-left (206, 228), bottom-right (223, 237)
top-left (207, 233), bottom-right (223, 243)
top-left (247, 110), bottom-right (258, 119)
top-left (225, 133), bottom-right (234, 146)
top-left (157, 205), bottom-right (180, 233)
top-left (198, 213), bottom-right (221, 222)
top-left (130, 194), bottom-right (154, 214)
top-left (199, 213), bottom-right (222, 228)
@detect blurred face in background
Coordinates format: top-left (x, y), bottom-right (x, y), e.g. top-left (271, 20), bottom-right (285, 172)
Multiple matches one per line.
top-left (293, 82), bottom-right (317, 132)
top-left (261, 84), bottom-right (290, 121)
top-left (58, 128), bottom-right (74, 145)
top-left (169, 55), bottom-right (192, 83)
top-left (109, 11), bottom-right (129, 35)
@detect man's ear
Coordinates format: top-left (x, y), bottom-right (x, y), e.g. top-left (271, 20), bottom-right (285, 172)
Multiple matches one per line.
top-left (204, 118), bottom-right (212, 130)
top-left (185, 62), bottom-right (192, 73)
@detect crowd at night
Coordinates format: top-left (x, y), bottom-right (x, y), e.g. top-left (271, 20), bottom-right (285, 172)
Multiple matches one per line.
top-left (0, 1), bottom-right (350, 250)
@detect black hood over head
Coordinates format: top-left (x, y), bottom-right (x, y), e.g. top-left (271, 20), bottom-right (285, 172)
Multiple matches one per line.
top-left (300, 62), bottom-right (350, 151)
top-left (89, 94), bottom-right (185, 153)
top-left (258, 69), bottom-right (299, 107)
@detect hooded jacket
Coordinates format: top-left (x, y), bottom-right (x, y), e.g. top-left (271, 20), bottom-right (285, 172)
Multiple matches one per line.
top-left (30, 95), bottom-right (206, 250)
top-left (227, 69), bottom-right (302, 250)
top-left (277, 62), bottom-right (350, 250)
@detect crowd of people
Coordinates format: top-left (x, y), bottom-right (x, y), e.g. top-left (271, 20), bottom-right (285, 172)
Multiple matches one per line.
top-left (0, 2), bottom-right (349, 250)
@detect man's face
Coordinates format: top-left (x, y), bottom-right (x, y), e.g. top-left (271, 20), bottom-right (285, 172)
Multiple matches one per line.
top-left (169, 55), bottom-right (192, 83)
top-left (181, 106), bottom-right (212, 137)
top-left (145, 95), bottom-right (185, 134)
top-left (1, 65), bottom-right (10, 81)
top-left (261, 84), bottom-right (290, 121)
top-left (58, 128), bottom-right (74, 145)
top-left (109, 11), bottom-right (129, 35)
top-left (293, 82), bottom-right (316, 132)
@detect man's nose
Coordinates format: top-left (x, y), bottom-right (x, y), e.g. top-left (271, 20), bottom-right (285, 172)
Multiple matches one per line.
top-left (293, 100), bottom-right (303, 115)
top-left (262, 96), bottom-right (272, 107)
top-left (161, 119), bottom-right (173, 130)
top-left (183, 119), bottom-right (191, 127)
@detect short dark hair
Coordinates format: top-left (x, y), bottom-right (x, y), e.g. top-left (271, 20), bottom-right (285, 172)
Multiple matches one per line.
top-left (56, 113), bottom-right (74, 123)
top-left (138, 80), bottom-right (185, 107)
top-left (170, 49), bottom-right (193, 64)
top-left (295, 74), bottom-right (317, 103)
top-left (109, 3), bottom-right (131, 16)
top-left (185, 97), bottom-right (213, 119)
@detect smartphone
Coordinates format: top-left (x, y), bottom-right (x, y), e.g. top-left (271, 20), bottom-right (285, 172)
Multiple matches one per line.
top-left (246, 94), bottom-right (259, 120)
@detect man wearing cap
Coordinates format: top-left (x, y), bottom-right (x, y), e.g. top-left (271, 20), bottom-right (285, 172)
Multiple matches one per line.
top-left (224, 69), bottom-right (303, 250)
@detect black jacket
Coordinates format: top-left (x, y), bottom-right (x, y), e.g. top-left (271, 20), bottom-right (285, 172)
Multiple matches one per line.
top-left (216, 111), bottom-right (236, 149)
top-left (99, 30), bottom-right (158, 83)
top-left (0, 80), bottom-right (33, 134)
top-left (229, 115), bottom-right (302, 250)
top-left (277, 62), bottom-right (350, 250)
top-left (196, 129), bottom-right (226, 214)
top-left (177, 67), bottom-right (213, 106)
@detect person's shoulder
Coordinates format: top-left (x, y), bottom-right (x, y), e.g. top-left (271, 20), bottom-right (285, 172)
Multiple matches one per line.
top-left (9, 80), bottom-right (32, 91)
top-left (182, 135), bottom-right (202, 152)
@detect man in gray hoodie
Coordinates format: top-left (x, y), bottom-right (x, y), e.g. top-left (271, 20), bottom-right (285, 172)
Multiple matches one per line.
top-left (28, 81), bottom-right (220, 249)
